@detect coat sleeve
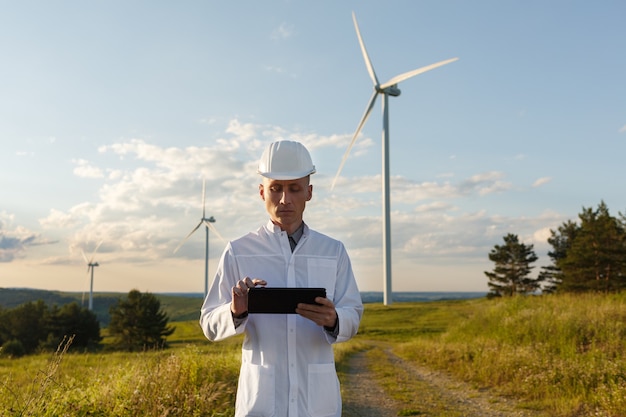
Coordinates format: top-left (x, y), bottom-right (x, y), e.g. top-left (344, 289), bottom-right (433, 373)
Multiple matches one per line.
top-left (326, 242), bottom-right (363, 344)
top-left (199, 243), bottom-right (246, 341)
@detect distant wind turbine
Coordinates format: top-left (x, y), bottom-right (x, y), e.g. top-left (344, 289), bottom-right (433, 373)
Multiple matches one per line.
top-left (174, 179), bottom-right (225, 298)
top-left (81, 240), bottom-right (103, 311)
top-left (332, 12), bottom-right (458, 306)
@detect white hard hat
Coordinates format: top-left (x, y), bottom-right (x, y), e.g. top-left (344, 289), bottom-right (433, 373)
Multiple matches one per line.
top-left (257, 140), bottom-right (316, 180)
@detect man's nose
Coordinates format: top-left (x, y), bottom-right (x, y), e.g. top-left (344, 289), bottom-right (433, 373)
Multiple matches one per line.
top-left (280, 191), bottom-right (290, 204)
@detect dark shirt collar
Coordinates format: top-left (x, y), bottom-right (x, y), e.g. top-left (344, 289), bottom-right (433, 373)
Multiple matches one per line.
top-left (288, 222), bottom-right (305, 244)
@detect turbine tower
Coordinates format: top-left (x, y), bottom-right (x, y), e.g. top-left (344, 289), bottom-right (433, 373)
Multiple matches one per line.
top-left (174, 179), bottom-right (225, 298)
top-left (332, 12), bottom-right (458, 306)
top-left (81, 240), bottom-right (103, 311)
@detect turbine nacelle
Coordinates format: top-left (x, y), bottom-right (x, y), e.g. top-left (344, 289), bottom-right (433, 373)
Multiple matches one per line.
top-left (378, 84), bottom-right (401, 97)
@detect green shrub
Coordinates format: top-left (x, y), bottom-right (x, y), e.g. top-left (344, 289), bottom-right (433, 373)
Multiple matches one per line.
top-left (0, 340), bottom-right (26, 358)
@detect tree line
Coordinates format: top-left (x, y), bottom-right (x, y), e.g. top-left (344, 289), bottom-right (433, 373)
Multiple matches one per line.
top-left (485, 201), bottom-right (626, 297)
top-left (0, 289), bottom-right (174, 357)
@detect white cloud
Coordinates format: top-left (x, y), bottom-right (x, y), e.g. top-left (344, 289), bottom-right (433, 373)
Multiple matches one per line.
top-left (40, 208), bottom-right (82, 229)
top-left (383, 206), bottom-right (566, 265)
top-left (329, 171), bottom-right (513, 205)
top-left (325, 134), bottom-right (374, 159)
top-left (619, 125), bottom-right (626, 133)
top-left (199, 117), bottom-right (217, 125)
top-left (25, 119), bottom-right (573, 290)
top-left (532, 177), bottom-right (552, 187)
top-left (0, 212), bottom-right (55, 262)
top-left (39, 123), bottom-right (275, 264)
top-left (395, 209), bottom-right (495, 258)
top-left (392, 178), bottom-right (459, 202)
top-left (225, 119), bottom-right (262, 143)
top-left (458, 171), bottom-right (511, 196)
top-left (270, 22), bottom-right (294, 40)
top-left (265, 65), bottom-right (285, 74)
top-left (477, 181), bottom-right (511, 196)
top-left (72, 159), bottom-right (104, 178)
top-left (533, 227), bottom-right (552, 244)
top-left (415, 201), bottom-right (456, 213)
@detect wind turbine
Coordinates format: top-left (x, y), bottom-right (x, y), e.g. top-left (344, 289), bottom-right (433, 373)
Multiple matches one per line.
top-left (81, 240), bottom-right (103, 311)
top-left (174, 179), bottom-right (225, 298)
top-left (332, 12), bottom-right (458, 306)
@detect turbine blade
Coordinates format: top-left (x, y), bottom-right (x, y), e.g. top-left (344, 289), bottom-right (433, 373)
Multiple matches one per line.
top-left (380, 57), bottom-right (459, 90)
top-left (173, 221), bottom-right (203, 253)
top-left (89, 240), bottom-right (104, 263)
top-left (80, 249), bottom-right (89, 265)
top-left (201, 178), bottom-right (206, 218)
top-left (81, 248), bottom-right (92, 273)
top-left (352, 12), bottom-right (379, 87)
top-left (204, 220), bottom-right (226, 243)
top-left (331, 91), bottom-right (378, 190)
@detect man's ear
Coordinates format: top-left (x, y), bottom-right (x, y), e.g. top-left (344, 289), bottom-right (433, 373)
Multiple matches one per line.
top-left (259, 183), bottom-right (265, 200)
top-left (307, 184), bottom-right (313, 201)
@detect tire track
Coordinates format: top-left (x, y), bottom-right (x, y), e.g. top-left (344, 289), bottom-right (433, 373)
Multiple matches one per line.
top-left (341, 342), bottom-right (545, 417)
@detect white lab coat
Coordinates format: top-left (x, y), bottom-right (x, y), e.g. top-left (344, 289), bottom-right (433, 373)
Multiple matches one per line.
top-left (200, 220), bottom-right (363, 417)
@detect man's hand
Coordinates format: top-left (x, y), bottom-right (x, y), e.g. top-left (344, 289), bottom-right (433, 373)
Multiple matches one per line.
top-left (231, 277), bottom-right (267, 317)
top-left (296, 297), bottom-right (337, 328)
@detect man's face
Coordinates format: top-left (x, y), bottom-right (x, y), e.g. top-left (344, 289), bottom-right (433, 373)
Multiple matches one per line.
top-left (259, 176), bottom-right (312, 234)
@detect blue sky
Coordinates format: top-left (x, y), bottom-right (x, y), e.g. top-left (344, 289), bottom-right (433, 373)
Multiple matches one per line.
top-left (1, 1), bottom-right (625, 294)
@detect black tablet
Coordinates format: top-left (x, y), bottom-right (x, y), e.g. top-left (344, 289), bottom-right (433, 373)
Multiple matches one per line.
top-left (248, 287), bottom-right (326, 314)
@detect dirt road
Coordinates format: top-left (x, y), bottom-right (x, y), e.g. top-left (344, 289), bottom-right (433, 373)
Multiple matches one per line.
top-left (341, 343), bottom-right (543, 417)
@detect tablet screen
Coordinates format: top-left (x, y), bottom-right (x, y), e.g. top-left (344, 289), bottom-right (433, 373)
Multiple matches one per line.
top-left (248, 287), bottom-right (326, 314)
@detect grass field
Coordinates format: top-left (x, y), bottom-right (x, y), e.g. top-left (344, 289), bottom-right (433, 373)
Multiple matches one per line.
top-left (405, 293), bottom-right (626, 416)
top-left (358, 293), bottom-right (626, 416)
top-left (1, 293), bottom-right (625, 416)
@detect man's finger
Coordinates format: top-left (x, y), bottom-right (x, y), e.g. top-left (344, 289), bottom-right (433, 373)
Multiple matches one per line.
top-left (314, 297), bottom-right (334, 307)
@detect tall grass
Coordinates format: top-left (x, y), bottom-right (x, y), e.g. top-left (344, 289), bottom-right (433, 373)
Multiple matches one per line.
top-left (0, 330), bottom-right (242, 416)
top-left (395, 293), bottom-right (626, 416)
top-left (1, 336), bottom-right (75, 416)
top-left (2, 294), bottom-right (625, 416)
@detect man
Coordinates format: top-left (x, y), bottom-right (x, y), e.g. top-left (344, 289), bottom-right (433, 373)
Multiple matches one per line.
top-left (200, 140), bottom-right (363, 417)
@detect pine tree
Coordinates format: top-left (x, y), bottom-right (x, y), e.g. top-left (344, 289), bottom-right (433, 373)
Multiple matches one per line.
top-left (44, 303), bottom-right (101, 350)
top-left (2, 301), bottom-right (48, 353)
top-left (538, 220), bottom-right (579, 293)
top-left (108, 289), bottom-right (174, 351)
top-left (485, 233), bottom-right (540, 297)
top-left (558, 202), bottom-right (626, 292)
